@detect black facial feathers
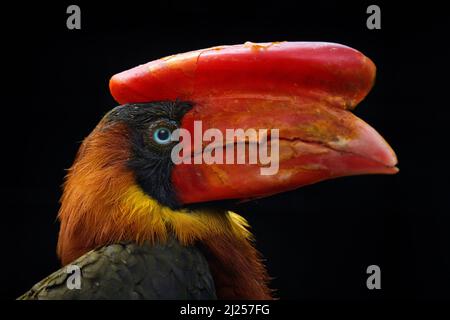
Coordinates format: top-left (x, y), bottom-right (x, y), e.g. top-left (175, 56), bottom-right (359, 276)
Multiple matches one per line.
top-left (105, 101), bottom-right (193, 209)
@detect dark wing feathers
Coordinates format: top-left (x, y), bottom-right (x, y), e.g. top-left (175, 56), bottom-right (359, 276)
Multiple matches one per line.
top-left (19, 238), bottom-right (216, 300)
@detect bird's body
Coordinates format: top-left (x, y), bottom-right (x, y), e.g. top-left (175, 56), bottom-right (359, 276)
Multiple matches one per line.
top-left (21, 203), bottom-right (272, 299)
top-left (19, 239), bottom-right (216, 300)
top-left (20, 42), bottom-right (397, 300)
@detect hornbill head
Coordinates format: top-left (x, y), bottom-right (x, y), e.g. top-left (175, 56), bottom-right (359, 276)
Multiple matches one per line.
top-left (57, 42), bottom-right (397, 297)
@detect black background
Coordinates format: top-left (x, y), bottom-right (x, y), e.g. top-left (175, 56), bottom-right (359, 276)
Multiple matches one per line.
top-left (1, 1), bottom-right (449, 300)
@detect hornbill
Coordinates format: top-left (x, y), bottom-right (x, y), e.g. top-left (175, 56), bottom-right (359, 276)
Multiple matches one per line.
top-left (19, 42), bottom-right (397, 300)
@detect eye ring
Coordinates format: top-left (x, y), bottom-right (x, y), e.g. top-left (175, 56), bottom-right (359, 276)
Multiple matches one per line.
top-left (152, 127), bottom-right (173, 145)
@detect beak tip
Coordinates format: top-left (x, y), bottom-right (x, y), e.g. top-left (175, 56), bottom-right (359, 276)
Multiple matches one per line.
top-left (377, 144), bottom-right (398, 172)
top-left (350, 117), bottom-right (398, 172)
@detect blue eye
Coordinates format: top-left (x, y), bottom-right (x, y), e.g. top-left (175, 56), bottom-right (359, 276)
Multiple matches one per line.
top-left (153, 127), bottom-right (172, 144)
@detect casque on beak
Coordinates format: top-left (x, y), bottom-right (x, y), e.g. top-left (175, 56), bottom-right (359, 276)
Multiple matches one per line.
top-left (110, 41), bottom-right (398, 204)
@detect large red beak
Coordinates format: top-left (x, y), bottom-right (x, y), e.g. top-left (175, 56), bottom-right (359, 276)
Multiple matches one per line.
top-left (110, 42), bottom-right (398, 204)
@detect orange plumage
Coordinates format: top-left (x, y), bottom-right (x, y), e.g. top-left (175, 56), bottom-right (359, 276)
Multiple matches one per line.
top-left (57, 118), bottom-right (272, 299)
